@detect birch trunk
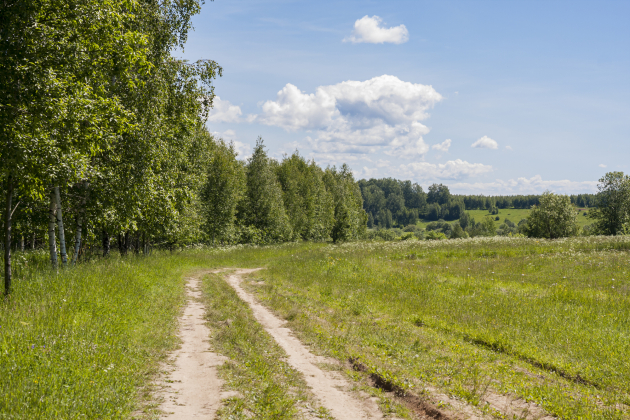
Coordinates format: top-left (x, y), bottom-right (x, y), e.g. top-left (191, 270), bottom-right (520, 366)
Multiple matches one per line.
top-left (4, 173), bottom-right (14, 296)
top-left (102, 230), bottom-right (110, 257)
top-left (54, 186), bottom-right (67, 266)
top-left (20, 236), bottom-right (24, 252)
top-left (71, 181), bottom-right (88, 265)
top-left (31, 232), bottom-right (35, 249)
top-left (48, 189), bottom-right (58, 268)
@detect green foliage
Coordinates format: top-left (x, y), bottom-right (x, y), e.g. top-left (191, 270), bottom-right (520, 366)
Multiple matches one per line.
top-left (588, 172), bottom-right (630, 235)
top-left (200, 139), bottom-right (245, 244)
top-left (359, 178), bottom-right (425, 227)
top-left (276, 152), bottom-right (334, 241)
top-left (425, 230), bottom-right (447, 240)
top-left (238, 138), bottom-right (292, 244)
top-left (427, 183), bottom-right (451, 205)
top-left (524, 191), bottom-right (579, 239)
top-left (450, 223), bottom-right (469, 239)
top-left (324, 165), bottom-right (368, 243)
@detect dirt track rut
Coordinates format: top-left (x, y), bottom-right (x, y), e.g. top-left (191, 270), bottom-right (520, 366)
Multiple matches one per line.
top-left (227, 269), bottom-right (386, 420)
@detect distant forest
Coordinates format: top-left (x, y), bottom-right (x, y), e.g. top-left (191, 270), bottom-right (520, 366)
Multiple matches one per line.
top-left (358, 178), bottom-right (596, 228)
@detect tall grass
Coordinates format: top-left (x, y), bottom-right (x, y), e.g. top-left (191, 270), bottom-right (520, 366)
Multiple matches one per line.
top-left (246, 236), bottom-right (630, 419)
top-left (0, 251), bottom-right (191, 419)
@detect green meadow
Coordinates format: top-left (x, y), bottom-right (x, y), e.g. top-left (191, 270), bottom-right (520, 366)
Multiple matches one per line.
top-left (1, 236), bottom-right (629, 419)
top-left (417, 207), bottom-right (593, 229)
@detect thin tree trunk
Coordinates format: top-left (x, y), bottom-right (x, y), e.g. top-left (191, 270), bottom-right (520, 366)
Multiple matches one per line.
top-left (31, 232), bottom-right (35, 249)
top-left (54, 186), bottom-right (67, 266)
top-left (141, 231), bottom-right (146, 255)
top-left (71, 181), bottom-right (88, 265)
top-left (118, 233), bottom-right (123, 256)
top-left (48, 189), bottom-right (58, 268)
top-left (102, 230), bottom-right (110, 257)
top-left (20, 236), bottom-right (24, 252)
top-left (4, 173), bottom-right (14, 296)
top-left (124, 231), bottom-right (130, 255)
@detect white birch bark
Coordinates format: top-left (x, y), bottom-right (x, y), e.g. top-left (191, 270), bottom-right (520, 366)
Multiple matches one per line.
top-left (54, 186), bottom-right (67, 265)
top-left (48, 189), bottom-right (58, 268)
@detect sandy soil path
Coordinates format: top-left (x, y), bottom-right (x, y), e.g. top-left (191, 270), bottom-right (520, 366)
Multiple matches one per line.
top-left (227, 269), bottom-right (387, 420)
top-left (157, 274), bottom-right (234, 419)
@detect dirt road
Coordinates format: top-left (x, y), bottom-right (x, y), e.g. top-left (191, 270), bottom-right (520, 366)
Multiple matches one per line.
top-left (226, 269), bottom-right (386, 420)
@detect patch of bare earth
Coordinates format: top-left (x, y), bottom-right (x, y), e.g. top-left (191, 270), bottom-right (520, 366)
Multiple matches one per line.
top-left (155, 274), bottom-right (236, 419)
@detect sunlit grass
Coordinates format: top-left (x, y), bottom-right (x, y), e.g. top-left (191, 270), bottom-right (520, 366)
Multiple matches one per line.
top-left (247, 236), bottom-right (630, 419)
top-left (0, 252), bottom-right (190, 419)
top-left (2, 237), bottom-right (628, 419)
top-left (200, 271), bottom-right (334, 419)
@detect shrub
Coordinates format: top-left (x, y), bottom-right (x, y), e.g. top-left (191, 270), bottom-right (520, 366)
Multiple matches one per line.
top-left (400, 232), bottom-right (415, 241)
top-left (524, 191), bottom-right (579, 239)
top-left (450, 223), bottom-right (469, 239)
top-left (425, 230), bottom-right (447, 240)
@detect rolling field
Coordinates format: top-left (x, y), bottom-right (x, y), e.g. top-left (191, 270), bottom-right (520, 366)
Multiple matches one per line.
top-left (417, 207), bottom-right (593, 229)
top-left (246, 237), bottom-right (630, 419)
top-left (2, 237), bottom-right (628, 419)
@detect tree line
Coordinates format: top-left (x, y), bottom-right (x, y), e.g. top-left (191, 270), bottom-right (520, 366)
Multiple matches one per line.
top-left (359, 177), bottom-right (597, 228)
top-left (0, 1), bottom-right (366, 296)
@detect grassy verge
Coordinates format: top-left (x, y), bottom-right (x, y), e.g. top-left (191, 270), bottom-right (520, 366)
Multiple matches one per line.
top-left (199, 271), bottom-right (333, 419)
top-left (243, 237), bottom-right (630, 419)
top-left (0, 251), bottom-right (189, 419)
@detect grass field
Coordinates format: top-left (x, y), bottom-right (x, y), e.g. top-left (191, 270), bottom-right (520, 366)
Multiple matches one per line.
top-left (2, 237), bottom-right (628, 419)
top-left (244, 237), bottom-right (630, 419)
top-left (417, 207), bottom-right (593, 229)
top-left (0, 251), bottom-right (189, 419)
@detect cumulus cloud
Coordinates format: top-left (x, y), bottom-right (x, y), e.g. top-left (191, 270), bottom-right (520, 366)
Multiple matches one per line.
top-left (432, 139), bottom-right (451, 152)
top-left (257, 75), bottom-right (442, 159)
top-left (599, 164), bottom-right (607, 168)
top-left (211, 129), bottom-right (237, 140)
top-left (343, 16), bottom-right (409, 45)
top-left (207, 96), bottom-right (242, 123)
top-left (505, 145), bottom-right (513, 151)
top-left (398, 159), bottom-right (493, 181)
top-left (449, 175), bottom-right (598, 195)
top-left (233, 141), bottom-right (252, 160)
top-left (471, 135), bottom-right (498, 149)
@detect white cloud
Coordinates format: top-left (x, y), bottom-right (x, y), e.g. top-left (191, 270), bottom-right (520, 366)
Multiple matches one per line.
top-left (599, 164), bottom-right (607, 168)
top-left (233, 141), bottom-right (252, 161)
top-left (355, 166), bottom-right (380, 179)
top-left (207, 96), bottom-right (242, 123)
top-left (211, 129), bottom-right (237, 140)
top-left (257, 75), bottom-right (442, 159)
top-left (471, 135), bottom-right (498, 149)
top-left (449, 175), bottom-right (598, 195)
top-left (432, 139), bottom-right (451, 152)
top-left (505, 145), bottom-right (513, 151)
top-left (344, 16), bottom-right (409, 44)
top-left (398, 159), bottom-right (493, 181)
top-left (211, 130), bottom-right (251, 160)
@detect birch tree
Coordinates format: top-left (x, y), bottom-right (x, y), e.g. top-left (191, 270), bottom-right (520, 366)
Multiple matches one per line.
top-left (238, 138), bottom-right (292, 244)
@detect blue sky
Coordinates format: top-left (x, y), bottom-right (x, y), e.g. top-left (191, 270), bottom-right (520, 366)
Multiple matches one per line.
top-left (178, 0), bottom-right (630, 194)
